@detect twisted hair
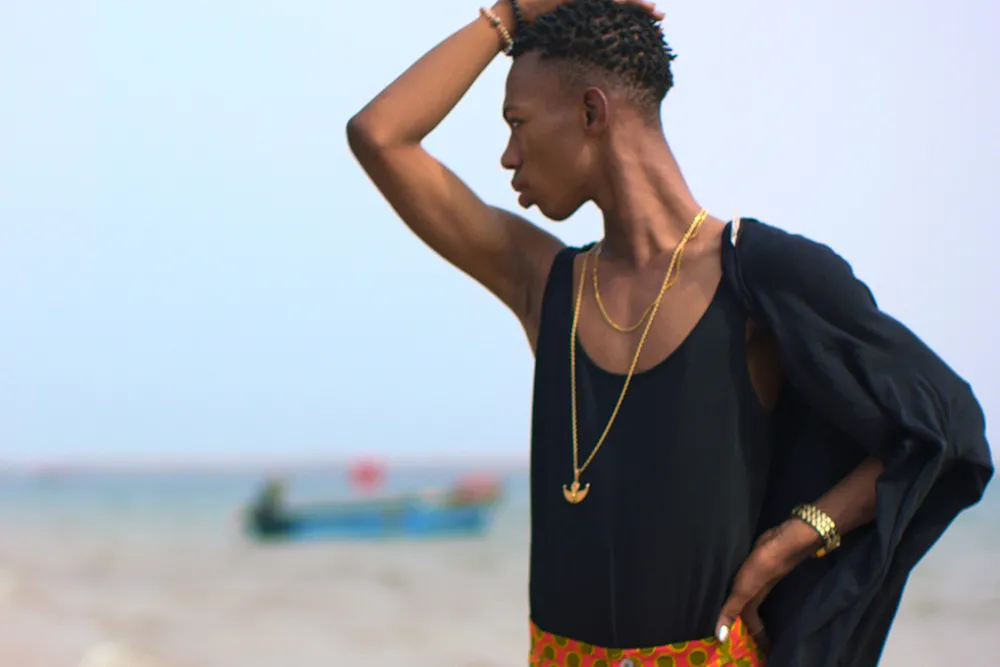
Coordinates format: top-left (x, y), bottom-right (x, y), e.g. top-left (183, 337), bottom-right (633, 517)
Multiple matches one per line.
top-left (511, 0), bottom-right (677, 115)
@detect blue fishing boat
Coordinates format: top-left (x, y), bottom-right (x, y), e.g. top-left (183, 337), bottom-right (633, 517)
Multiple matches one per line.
top-left (243, 473), bottom-right (504, 542)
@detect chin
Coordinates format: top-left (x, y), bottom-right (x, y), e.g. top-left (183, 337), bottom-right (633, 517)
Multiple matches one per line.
top-left (538, 200), bottom-right (584, 223)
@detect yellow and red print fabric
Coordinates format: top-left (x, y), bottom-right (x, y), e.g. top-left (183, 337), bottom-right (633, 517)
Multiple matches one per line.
top-left (529, 617), bottom-right (764, 667)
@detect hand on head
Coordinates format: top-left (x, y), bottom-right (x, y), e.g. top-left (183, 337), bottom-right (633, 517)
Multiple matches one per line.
top-left (516, 0), bottom-right (664, 25)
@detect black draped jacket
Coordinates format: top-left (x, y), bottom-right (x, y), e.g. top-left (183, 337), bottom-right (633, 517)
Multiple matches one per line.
top-left (722, 218), bottom-right (993, 666)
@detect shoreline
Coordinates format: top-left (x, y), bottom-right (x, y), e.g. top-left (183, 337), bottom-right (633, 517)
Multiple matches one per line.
top-left (0, 455), bottom-right (530, 477)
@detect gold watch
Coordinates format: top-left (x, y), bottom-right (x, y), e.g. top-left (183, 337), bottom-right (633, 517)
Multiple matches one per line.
top-left (791, 503), bottom-right (842, 558)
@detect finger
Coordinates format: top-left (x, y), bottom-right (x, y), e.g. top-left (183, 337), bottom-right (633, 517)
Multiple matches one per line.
top-left (750, 627), bottom-right (771, 654)
top-left (741, 603), bottom-right (767, 643)
top-left (715, 581), bottom-right (755, 642)
top-left (742, 587), bottom-right (776, 652)
top-left (613, 0), bottom-right (665, 20)
top-left (747, 622), bottom-right (771, 654)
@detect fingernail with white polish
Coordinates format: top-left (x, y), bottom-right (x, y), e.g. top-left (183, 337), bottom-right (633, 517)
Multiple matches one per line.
top-left (717, 625), bottom-right (730, 643)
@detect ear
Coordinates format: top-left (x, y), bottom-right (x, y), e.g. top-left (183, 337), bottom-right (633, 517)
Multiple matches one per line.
top-left (581, 87), bottom-right (610, 134)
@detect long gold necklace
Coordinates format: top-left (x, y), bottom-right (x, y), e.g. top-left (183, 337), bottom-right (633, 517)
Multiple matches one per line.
top-left (563, 208), bottom-right (708, 504)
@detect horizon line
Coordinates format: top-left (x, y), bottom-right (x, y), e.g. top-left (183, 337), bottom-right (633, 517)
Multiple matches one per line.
top-left (0, 452), bottom-right (529, 474)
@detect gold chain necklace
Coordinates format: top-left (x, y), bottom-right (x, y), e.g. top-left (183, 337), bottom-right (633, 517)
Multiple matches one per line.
top-left (564, 208), bottom-right (709, 504)
top-left (592, 243), bottom-right (654, 333)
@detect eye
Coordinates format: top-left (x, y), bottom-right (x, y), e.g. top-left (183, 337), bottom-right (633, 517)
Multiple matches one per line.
top-left (507, 118), bottom-right (523, 130)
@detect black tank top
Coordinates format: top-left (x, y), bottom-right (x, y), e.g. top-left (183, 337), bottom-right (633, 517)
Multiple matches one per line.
top-left (528, 245), bottom-right (774, 648)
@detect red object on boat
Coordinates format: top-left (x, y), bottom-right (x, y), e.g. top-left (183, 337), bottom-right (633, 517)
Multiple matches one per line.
top-left (451, 472), bottom-right (502, 503)
top-left (348, 458), bottom-right (386, 493)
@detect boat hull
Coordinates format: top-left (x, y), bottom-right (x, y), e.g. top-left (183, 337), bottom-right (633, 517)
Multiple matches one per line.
top-left (245, 497), bottom-right (500, 542)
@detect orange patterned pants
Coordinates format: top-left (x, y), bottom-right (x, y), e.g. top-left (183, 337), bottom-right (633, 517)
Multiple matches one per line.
top-left (529, 617), bottom-right (764, 667)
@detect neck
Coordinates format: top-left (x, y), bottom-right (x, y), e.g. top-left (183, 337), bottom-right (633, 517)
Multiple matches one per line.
top-left (592, 128), bottom-right (707, 269)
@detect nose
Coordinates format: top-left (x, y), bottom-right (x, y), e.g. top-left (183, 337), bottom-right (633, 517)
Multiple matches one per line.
top-left (500, 136), bottom-right (520, 171)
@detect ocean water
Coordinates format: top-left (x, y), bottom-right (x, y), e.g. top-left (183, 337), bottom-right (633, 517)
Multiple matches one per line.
top-left (1, 467), bottom-right (997, 666)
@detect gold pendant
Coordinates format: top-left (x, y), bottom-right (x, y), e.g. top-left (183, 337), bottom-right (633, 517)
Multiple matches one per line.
top-left (562, 478), bottom-right (590, 504)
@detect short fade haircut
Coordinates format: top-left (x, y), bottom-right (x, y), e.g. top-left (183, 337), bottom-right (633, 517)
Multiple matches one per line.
top-left (511, 0), bottom-right (677, 117)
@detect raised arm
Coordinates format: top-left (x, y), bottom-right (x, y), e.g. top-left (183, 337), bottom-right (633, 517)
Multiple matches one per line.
top-left (346, 1), bottom-right (564, 345)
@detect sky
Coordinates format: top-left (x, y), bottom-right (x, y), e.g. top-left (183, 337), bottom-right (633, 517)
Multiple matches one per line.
top-left (1, 0), bottom-right (997, 467)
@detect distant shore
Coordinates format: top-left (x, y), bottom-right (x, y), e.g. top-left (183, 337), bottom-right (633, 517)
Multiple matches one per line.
top-left (0, 454), bottom-right (530, 476)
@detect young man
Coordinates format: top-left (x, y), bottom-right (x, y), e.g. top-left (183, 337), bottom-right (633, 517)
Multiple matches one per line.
top-left (347, 1), bottom-right (993, 665)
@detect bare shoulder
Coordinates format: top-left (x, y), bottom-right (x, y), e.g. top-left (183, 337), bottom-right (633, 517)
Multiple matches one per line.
top-left (686, 215), bottom-right (727, 281)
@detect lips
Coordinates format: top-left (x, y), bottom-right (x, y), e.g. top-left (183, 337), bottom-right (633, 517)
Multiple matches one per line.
top-left (512, 180), bottom-right (531, 208)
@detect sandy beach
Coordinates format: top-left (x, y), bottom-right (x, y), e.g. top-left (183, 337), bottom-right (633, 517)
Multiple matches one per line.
top-left (1, 469), bottom-right (996, 667)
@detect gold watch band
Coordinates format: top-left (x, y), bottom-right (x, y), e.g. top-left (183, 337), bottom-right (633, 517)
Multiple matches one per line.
top-left (791, 503), bottom-right (842, 558)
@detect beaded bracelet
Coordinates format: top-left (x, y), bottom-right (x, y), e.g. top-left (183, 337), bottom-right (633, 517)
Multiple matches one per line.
top-left (479, 7), bottom-right (514, 55)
